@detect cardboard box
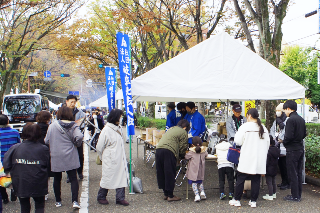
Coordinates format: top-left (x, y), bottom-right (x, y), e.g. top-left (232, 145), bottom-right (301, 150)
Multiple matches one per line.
top-left (152, 130), bottom-right (165, 146)
top-left (146, 128), bottom-right (157, 142)
top-left (202, 142), bottom-right (208, 147)
top-left (140, 130), bottom-right (146, 140)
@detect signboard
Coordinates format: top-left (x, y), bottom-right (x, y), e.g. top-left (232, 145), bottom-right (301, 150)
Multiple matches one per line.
top-left (117, 32), bottom-right (135, 136)
top-left (105, 67), bottom-right (116, 110)
top-left (86, 79), bottom-right (93, 87)
top-left (244, 100), bottom-right (255, 115)
top-left (44, 70), bottom-right (51, 78)
top-left (68, 91), bottom-right (80, 96)
top-left (44, 77), bottom-right (52, 82)
top-left (29, 72), bottom-right (38, 77)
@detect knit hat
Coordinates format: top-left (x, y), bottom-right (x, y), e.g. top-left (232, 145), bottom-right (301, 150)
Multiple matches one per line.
top-left (276, 103), bottom-right (284, 111)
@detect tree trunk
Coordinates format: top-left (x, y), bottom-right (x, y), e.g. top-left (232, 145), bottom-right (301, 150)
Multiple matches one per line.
top-left (265, 100), bottom-right (277, 131)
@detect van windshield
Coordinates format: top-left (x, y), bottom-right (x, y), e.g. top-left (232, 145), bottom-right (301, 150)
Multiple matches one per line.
top-left (3, 96), bottom-right (41, 115)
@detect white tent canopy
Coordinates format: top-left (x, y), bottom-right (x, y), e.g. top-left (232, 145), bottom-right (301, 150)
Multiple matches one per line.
top-left (132, 32), bottom-right (305, 102)
top-left (88, 90), bottom-right (124, 107)
top-left (49, 101), bottom-right (59, 110)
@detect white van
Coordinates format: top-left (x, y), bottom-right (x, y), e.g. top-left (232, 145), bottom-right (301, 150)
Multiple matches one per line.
top-left (297, 104), bottom-right (318, 123)
top-left (155, 104), bottom-right (167, 119)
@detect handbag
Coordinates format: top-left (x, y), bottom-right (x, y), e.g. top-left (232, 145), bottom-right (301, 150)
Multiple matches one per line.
top-left (227, 143), bottom-right (241, 164)
top-left (201, 127), bottom-right (209, 142)
top-left (96, 155), bottom-right (102, 165)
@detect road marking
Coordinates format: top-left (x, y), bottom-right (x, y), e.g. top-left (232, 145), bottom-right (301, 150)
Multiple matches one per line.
top-left (79, 142), bottom-right (89, 213)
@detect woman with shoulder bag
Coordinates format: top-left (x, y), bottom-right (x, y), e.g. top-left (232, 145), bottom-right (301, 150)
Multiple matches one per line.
top-left (44, 106), bottom-right (83, 209)
top-left (96, 108), bottom-right (129, 206)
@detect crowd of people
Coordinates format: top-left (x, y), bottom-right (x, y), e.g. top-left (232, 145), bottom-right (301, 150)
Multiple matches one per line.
top-left (157, 100), bottom-right (306, 208)
top-left (0, 97), bottom-right (307, 212)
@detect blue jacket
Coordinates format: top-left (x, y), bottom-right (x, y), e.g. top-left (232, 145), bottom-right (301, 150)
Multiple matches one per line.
top-left (166, 109), bottom-right (176, 131)
top-left (184, 111), bottom-right (206, 144)
top-left (0, 126), bottom-right (20, 162)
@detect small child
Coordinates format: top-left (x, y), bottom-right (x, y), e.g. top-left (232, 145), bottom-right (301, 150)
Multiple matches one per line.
top-left (263, 136), bottom-right (280, 200)
top-left (215, 139), bottom-right (234, 200)
top-left (185, 136), bottom-right (208, 202)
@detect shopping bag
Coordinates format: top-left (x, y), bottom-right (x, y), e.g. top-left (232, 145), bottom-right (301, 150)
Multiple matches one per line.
top-left (96, 155), bottom-right (102, 165)
top-left (0, 176), bottom-right (12, 188)
top-left (132, 177), bottom-right (143, 193)
top-left (226, 143), bottom-right (240, 164)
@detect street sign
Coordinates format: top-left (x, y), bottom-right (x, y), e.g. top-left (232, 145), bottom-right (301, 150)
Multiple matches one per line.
top-left (86, 79), bottom-right (93, 87)
top-left (29, 72), bottom-right (38, 77)
top-left (60, 74), bottom-right (70, 77)
top-left (44, 77), bottom-right (52, 82)
top-left (69, 91), bottom-right (80, 96)
top-left (44, 70), bottom-right (51, 78)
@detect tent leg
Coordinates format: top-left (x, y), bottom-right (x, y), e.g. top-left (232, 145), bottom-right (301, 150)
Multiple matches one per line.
top-left (302, 98), bottom-right (306, 184)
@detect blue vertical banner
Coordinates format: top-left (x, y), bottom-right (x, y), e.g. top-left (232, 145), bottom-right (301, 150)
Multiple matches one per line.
top-left (116, 32), bottom-right (135, 136)
top-left (105, 67), bottom-right (116, 110)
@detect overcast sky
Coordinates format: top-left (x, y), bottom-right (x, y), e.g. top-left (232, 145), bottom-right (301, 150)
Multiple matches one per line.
top-left (282, 0), bottom-right (319, 48)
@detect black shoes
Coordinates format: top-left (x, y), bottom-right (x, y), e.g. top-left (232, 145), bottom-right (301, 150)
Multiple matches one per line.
top-left (78, 173), bottom-right (84, 180)
top-left (280, 184), bottom-right (290, 190)
top-left (3, 198), bottom-right (9, 204)
top-left (283, 195), bottom-right (301, 202)
top-left (11, 189), bottom-right (17, 201)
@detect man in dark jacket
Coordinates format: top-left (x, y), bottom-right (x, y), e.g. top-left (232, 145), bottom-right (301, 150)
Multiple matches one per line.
top-left (282, 100), bottom-right (306, 202)
top-left (66, 95), bottom-right (85, 180)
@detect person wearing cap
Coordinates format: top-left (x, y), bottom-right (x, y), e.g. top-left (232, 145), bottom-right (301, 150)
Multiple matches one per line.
top-left (226, 104), bottom-right (247, 141)
top-left (66, 95), bottom-right (85, 180)
top-left (166, 103), bottom-right (180, 131)
top-left (184, 102), bottom-right (206, 145)
top-left (270, 103), bottom-right (290, 190)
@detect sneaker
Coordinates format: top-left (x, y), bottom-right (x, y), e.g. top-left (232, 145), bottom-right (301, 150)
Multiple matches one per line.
top-left (283, 195), bottom-right (301, 202)
top-left (200, 191), bottom-right (206, 200)
top-left (45, 194), bottom-right (48, 201)
top-left (220, 193), bottom-right (226, 200)
top-left (229, 199), bottom-right (241, 207)
top-left (55, 202), bottom-right (62, 207)
top-left (73, 201), bottom-right (81, 209)
top-left (229, 193), bottom-right (233, 200)
top-left (194, 194), bottom-right (200, 202)
top-left (249, 200), bottom-right (256, 208)
top-left (273, 193), bottom-right (277, 199)
top-left (262, 194), bottom-right (273, 200)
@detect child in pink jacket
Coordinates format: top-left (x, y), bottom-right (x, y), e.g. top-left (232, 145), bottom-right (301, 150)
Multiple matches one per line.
top-left (185, 136), bottom-right (208, 202)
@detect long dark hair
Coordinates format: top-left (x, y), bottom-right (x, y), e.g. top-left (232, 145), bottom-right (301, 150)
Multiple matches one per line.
top-left (247, 108), bottom-right (264, 139)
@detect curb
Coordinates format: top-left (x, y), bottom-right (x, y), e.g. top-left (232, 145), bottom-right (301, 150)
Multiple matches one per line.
top-left (305, 175), bottom-right (320, 187)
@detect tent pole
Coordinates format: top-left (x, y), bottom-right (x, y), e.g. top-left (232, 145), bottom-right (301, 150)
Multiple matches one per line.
top-left (226, 99), bottom-right (229, 120)
top-left (302, 98), bottom-right (307, 184)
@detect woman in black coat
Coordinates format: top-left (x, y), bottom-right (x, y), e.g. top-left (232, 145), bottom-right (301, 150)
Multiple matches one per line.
top-left (36, 110), bottom-right (54, 200)
top-left (3, 123), bottom-right (50, 213)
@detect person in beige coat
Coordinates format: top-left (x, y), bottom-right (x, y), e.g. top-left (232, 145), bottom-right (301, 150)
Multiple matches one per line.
top-left (96, 109), bottom-right (129, 206)
top-left (185, 136), bottom-right (208, 202)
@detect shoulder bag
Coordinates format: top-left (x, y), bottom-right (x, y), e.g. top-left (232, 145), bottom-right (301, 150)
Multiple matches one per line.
top-left (226, 143), bottom-right (241, 164)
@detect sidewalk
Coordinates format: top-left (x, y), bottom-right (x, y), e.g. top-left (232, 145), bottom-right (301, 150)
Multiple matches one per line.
top-left (87, 129), bottom-right (320, 212)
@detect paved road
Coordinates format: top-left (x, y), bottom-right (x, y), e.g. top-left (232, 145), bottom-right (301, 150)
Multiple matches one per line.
top-left (3, 131), bottom-right (320, 213)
